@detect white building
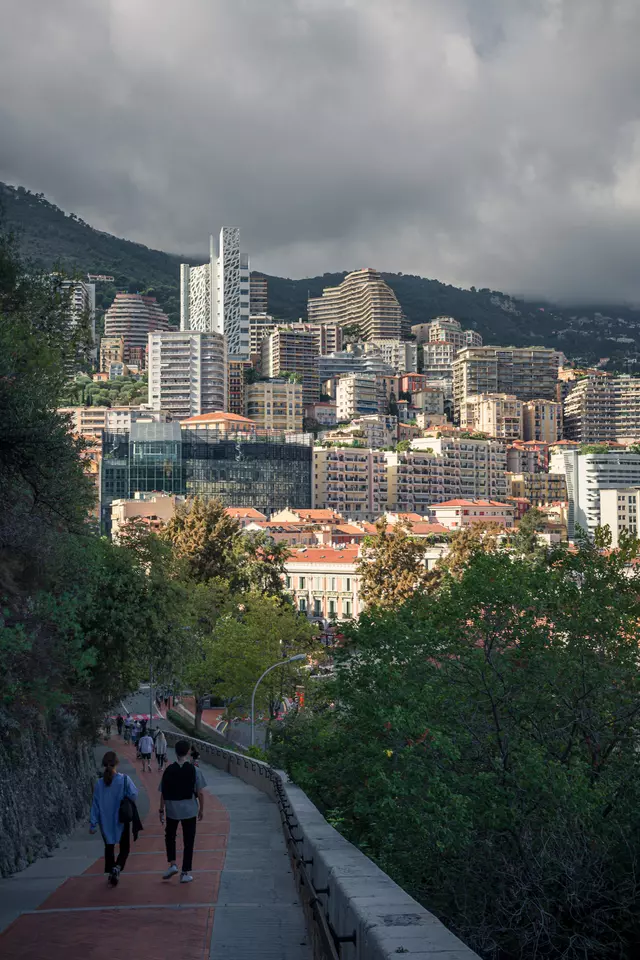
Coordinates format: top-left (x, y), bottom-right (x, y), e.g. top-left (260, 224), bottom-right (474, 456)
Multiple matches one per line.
top-left (599, 488), bottom-right (640, 547)
top-left (148, 330), bottom-right (227, 421)
top-left (413, 436), bottom-right (509, 501)
top-left (284, 546), bottom-right (361, 622)
top-left (180, 228), bottom-right (250, 357)
top-left (336, 373), bottom-right (381, 421)
top-left (429, 499), bottom-right (515, 530)
top-left (550, 447), bottom-right (640, 540)
top-left (57, 278), bottom-right (96, 361)
top-left (365, 339), bottom-right (418, 374)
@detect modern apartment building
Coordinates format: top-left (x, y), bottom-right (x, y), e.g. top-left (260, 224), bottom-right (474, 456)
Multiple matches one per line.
top-left (316, 349), bottom-right (394, 382)
top-left (227, 357), bottom-right (251, 417)
top-left (307, 268), bottom-right (405, 341)
top-left (413, 436), bottom-right (509, 501)
top-left (412, 388), bottom-right (445, 416)
top-left (147, 330), bottom-right (226, 421)
top-left (284, 546), bottom-right (361, 621)
top-left (99, 336), bottom-right (125, 373)
top-left (522, 400), bottom-right (563, 443)
top-left (336, 373), bottom-right (382, 421)
top-left (365, 339), bottom-right (417, 374)
top-left (507, 472), bottom-right (567, 505)
top-left (411, 316), bottom-right (482, 348)
top-left (248, 314), bottom-right (277, 355)
top-left (323, 414), bottom-right (398, 450)
top-left (249, 274), bottom-right (268, 315)
top-left (550, 447), bottom-right (640, 538)
top-left (563, 375), bottom-right (640, 442)
top-left (599, 488), bottom-right (640, 547)
top-left (422, 341), bottom-right (459, 381)
top-left (313, 447), bottom-right (388, 519)
top-left (506, 440), bottom-right (550, 473)
top-left (260, 328), bottom-right (319, 405)
top-left (285, 322), bottom-right (343, 356)
top-left (245, 380), bottom-right (303, 432)
top-left (57, 278), bottom-right (96, 362)
top-left (180, 228), bottom-right (250, 356)
top-left (460, 393), bottom-right (524, 440)
top-left (453, 346), bottom-right (559, 421)
top-left (385, 449), bottom-right (445, 514)
top-left (59, 406), bottom-right (165, 438)
top-left (104, 293), bottom-right (170, 363)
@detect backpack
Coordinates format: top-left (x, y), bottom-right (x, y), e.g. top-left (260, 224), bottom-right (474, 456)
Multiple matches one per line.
top-left (118, 774), bottom-right (135, 824)
top-left (161, 761), bottom-right (197, 802)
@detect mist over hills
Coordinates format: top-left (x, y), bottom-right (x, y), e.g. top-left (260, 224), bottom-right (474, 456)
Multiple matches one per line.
top-left (2, 181), bottom-right (639, 365)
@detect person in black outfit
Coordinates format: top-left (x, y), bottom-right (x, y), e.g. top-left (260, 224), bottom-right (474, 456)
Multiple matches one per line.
top-left (116, 714), bottom-right (124, 736)
top-left (159, 740), bottom-right (206, 884)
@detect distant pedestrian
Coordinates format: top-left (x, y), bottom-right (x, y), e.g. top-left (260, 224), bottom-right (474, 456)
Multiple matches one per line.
top-left (190, 745), bottom-right (200, 766)
top-left (104, 716), bottom-right (112, 738)
top-left (155, 731), bottom-right (168, 770)
top-left (116, 714), bottom-right (124, 736)
top-left (140, 718), bottom-right (148, 737)
top-left (123, 714), bottom-right (133, 743)
top-left (90, 751), bottom-right (139, 887)
top-left (159, 740), bottom-right (206, 884)
top-left (138, 732), bottom-right (154, 772)
top-left (133, 721), bottom-right (142, 754)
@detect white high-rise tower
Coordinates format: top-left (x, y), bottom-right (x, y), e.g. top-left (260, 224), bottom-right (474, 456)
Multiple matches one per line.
top-left (180, 227), bottom-right (250, 357)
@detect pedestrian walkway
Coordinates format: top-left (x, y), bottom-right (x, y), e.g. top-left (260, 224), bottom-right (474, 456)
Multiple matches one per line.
top-left (0, 730), bottom-right (310, 960)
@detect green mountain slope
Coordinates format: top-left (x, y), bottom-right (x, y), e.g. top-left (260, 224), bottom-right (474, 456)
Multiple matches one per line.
top-left (3, 181), bottom-right (640, 365)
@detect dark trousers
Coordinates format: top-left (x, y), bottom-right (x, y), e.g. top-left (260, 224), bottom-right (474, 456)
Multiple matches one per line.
top-left (156, 753), bottom-right (166, 768)
top-left (104, 822), bottom-right (130, 873)
top-left (165, 817), bottom-right (197, 872)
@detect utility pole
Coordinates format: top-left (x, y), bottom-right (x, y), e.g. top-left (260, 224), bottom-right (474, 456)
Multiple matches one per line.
top-left (149, 663), bottom-right (154, 727)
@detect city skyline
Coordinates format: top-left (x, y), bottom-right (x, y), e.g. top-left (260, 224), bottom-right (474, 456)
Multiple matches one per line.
top-left (1, 2), bottom-right (640, 303)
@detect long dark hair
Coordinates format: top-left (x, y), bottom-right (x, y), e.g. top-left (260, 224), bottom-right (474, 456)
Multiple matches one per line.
top-left (102, 750), bottom-right (119, 786)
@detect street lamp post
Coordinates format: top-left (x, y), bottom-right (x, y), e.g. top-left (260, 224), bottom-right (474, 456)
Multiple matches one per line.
top-left (250, 654), bottom-right (307, 747)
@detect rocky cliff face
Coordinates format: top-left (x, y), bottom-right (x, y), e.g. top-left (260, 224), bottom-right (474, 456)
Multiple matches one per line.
top-left (0, 709), bottom-right (95, 877)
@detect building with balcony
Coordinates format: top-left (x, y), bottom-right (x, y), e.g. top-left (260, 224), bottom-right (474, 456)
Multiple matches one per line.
top-left (99, 336), bottom-right (125, 373)
top-left (411, 317), bottom-right (483, 348)
top-left (599, 488), bottom-right (640, 547)
top-left (313, 447), bottom-right (388, 519)
top-left (249, 274), bottom-right (268, 315)
top-left (453, 346), bottom-right (559, 422)
top-left (563, 375), bottom-right (640, 443)
top-left (385, 449), bottom-right (445, 514)
top-left (460, 393), bottom-right (524, 440)
top-left (260, 328), bottom-right (319, 405)
top-left (336, 373), bottom-right (382, 421)
top-left (59, 406), bottom-right (165, 438)
top-left (148, 330), bottom-right (226, 421)
top-left (506, 472), bottom-right (567, 505)
top-left (522, 399), bottom-right (563, 443)
top-left (180, 228), bottom-right (250, 357)
top-left (307, 268), bottom-right (405, 341)
top-left (550, 447), bottom-right (640, 539)
top-left (104, 293), bottom-right (170, 363)
top-left (248, 314), bottom-right (277, 355)
top-left (227, 357), bottom-right (251, 417)
top-left (284, 546), bottom-right (361, 622)
top-left (245, 380), bottom-right (303, 432)
top-left (412, 436), bottom-right (509, 501)
top-left (506, 440), bottom-right (550, 474)
top-left (365, 339), bottom-right (417, 374)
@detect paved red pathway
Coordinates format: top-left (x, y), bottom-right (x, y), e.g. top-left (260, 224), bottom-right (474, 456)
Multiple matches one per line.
top-left (0, 738), bottom-right (230, 960)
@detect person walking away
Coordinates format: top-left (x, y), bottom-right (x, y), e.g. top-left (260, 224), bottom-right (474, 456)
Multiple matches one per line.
top-left (132, 720), bottom-right (141, 755)
top-left (190, 745), bottom-right (200, 767)
top-left (116, 714), bottom-right (124, 736)
top-left (104, 716), bottom-right (112, 738)
top-left (155, 731), bottom-right (168, 770)
top-left (138, 731), bottom-right (154, 772)
top-left (90, 751), bottom-right (138, 887)
top-left (159, 740), bottom-right (206, 884)
top-left (123, 714), bottom-right (133, 743)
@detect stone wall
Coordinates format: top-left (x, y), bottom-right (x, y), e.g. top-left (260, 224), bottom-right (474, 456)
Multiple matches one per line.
top-left (0, 710), bottom-right (95, 877)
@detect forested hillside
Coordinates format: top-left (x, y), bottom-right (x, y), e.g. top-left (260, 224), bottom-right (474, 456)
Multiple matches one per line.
top-left (4, 181), bottom-right (640, 364)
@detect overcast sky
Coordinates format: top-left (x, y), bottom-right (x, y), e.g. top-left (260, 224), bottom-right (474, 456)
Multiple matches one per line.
top-left (1, 0), bottom-right (640, 302)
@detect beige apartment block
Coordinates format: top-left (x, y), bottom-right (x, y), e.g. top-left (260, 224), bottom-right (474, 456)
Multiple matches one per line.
top-left (148, 330), bottom-right (226, 421)
top-left (507, 472), bottom-right (567, 505)
top-left (365, 339), bottom-right (417, 374)
top-left (104, 293), bottom-right (170, 363)
top-left (248, 314), bottom-right (277, 355)
top-left (460, 393), bottom-right (524, 440)
top-left (245, 380), bottom-right (303, 432)
top-left (429, 499), bottom-right (515, 530)
top-left (411, 316), bottom-right (483, 349)
top-left (412, 436), bottom-right (509, 501)
top-left (260, 328), bottom-right (319, 405)
top-left (599, 488), bottom-right (640, 547)
top-left (111, 494), bottom-right (179, 541)
top-left (59, 405), bottom-right (163, 437)
top-left (307, 268), bottom-right (404, 341)
top-left (563, 375), bottom-right (640, 443)
top-left (522, 399), bottom-right (563, 443)
top-left (385, 450), bottom-right (445, 514)
top-left (284, 545), bottom-right (361, 621)
top-left (99, 336), bottom-right (125, 373)
top-left (284, 322), bottom-right (343, 356)
top-left (313, 447), bottom-right (388, 519)
top-left (336, 373), bottom-right (382, 421)
top-left (453, 346), bottom-right (559, 421)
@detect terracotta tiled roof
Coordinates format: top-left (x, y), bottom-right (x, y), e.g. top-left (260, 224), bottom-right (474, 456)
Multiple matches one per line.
top-left (286, 546), bottom-right (360, 565)
top-left (225, 507), bottom-right (267, 519)
top-left (181, 412), bottom-right (256, 424)
top-left (431, 499), bottom-right (513, 508)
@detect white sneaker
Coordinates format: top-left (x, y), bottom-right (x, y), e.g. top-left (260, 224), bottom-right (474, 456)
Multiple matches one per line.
top-left (162, 864), bottom-right (179, 880)
top-left (180, 872), bottom-right (193, 883)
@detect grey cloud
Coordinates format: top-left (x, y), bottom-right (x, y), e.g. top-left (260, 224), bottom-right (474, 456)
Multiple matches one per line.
top-left (1, 0), bottom-right (640, 302)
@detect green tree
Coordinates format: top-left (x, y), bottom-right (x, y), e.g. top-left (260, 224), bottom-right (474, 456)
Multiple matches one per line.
top-left (357, 518), bottom-right (438, 610)
top-left (162, 497), bottom-right (243, 583)
top-left (511, 506), bottom-right (546, 556)
top-left (395, 439), bottom-right (411, 452)
top-left (275, 545), bottom-right (640, 960)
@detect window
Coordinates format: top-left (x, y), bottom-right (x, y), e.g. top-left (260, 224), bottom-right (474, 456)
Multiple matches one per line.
top-left (345, 577), bottom-right (351, 591)
top-left (285, 576), bottom-right (292, 590)
top-left (328, 599), bottom-right (336, 616)
top-left (299, 598), bottom-right (307, 613)
top-left (329, 577), bottom-right (337, 591)
top-left (299, 576), bottom-right (306, 589)
top-left (314, 599), bottom-right (322, 617)
top-left (344, 600), bottom-right (352, 617)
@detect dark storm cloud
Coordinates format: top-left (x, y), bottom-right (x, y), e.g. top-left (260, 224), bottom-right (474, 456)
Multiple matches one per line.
top-left (1, 0), bottom-right (640, 302)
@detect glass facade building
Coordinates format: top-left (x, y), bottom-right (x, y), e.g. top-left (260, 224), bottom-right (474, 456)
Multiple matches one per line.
top-left (100, 422), bottom-right (312, 530)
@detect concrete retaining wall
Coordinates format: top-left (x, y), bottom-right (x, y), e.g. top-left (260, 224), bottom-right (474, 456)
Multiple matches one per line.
top-left (163, 731), bottom-right (480, 960)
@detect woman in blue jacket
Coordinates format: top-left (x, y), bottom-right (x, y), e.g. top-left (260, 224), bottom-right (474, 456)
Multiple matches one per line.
top-left (90, 750), bottom-right (138, 886)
